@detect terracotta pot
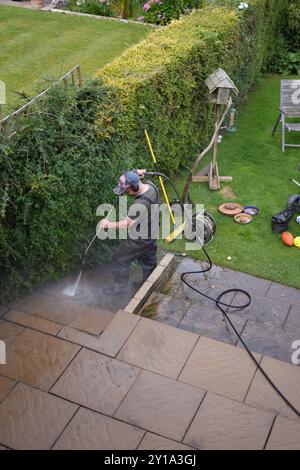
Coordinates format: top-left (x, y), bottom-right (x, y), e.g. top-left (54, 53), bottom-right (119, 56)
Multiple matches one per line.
top-left (31, 0), bottom-right (45, 9)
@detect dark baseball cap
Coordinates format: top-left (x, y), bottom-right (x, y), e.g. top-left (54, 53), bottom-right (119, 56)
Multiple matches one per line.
top-left (113, 171), bottom-right (140, 196)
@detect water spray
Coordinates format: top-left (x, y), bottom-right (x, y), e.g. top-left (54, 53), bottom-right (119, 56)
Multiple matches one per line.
top-left (64, 208), bottom-right (113, 297)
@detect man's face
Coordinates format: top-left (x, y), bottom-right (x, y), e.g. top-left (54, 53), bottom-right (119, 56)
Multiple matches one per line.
top-left (125, 187), bottom-right (138, 196)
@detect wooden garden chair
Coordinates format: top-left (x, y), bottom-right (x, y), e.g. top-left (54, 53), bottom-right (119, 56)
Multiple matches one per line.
top-left (272, 79), bottom-right (300, 152)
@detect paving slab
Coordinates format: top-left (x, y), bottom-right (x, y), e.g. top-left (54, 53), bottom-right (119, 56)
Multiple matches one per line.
top-left (266, 283), bottom-right (300, 305)
top-left (266, 416), bottom-right (300, 450)
top-left (0, 376), bottom-right (17, 403)
top-left (115, 370), bottom-right (205, 442)
top-left (179, 336), bottom-right (261, 402)
top-left (179, 304), bottom-right (246, 346)
top-left (138, 433), bottom-right (194, 451)
top-left (4, 310), bottom-right (62, 336)
top-left (117, 317), bottom-right (198, 379)
top-left (181, 280), bottom-right (235, 307)
top-left (230, 293), bottom-right (291, 328)
top-left (53, 408), bottom-right (144, 450)
top-left (184, 392), bottom-right (274, 450)
top-left (175, 259), bottom-right (271, 297)
top-left (153, 294), bottom-right (190, 327)
top-left (58, 326), bottom-right (106, 352)
top-left (0, 305), bottom-right (9, 318)
top-left (95, 310), bottom-right (141, 357)
top-left (238, 320), bottom-right (298, 363)
top-left (69, 307), bottom-right (114, 335)
top-left (0, 320), bottom-right (24, 347)
top-left (0, 383), bottom-right (78, 450)
top-left (245, 355), bottom-right (300, 421)
top-left (221, 269), bottom-right (272, 298)
top-left (1, 328), bottom-right (80, 391)
top-left (284, 305), bottom-right (300, 332)
top-left (51, 348), bottom-right (140, 415)
top-left (12, 294), bottom-right (87, 325)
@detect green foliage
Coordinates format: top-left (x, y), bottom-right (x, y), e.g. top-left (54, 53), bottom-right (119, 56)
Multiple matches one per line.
top-left (0, 0), bottom-right (290, 303)
top-left (275, 51), bottom-right (300, 76)
top-left (142, 0), bottom-right (204, 25)
top-left (68, 0), bottom-right (113, 16)
top-left (267, 1), bottom-right (300, 74)
top-left (287, 2), bottom-right (300, 51)
top-left (0, 81), bottom-right (120, 303)
top-left (112, 0), bottom-right (132, 18)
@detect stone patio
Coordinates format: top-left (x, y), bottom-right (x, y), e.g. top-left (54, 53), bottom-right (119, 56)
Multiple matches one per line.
top-left (145, 257), bottom-right (300, 364)
top-left (0, 254), bottom-right (299, 449)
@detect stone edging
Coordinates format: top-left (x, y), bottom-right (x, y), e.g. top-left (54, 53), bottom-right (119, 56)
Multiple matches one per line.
top-left (125, 253), bottom-right (175, 315)
top-left (49, 9), bottom-right (161, 28)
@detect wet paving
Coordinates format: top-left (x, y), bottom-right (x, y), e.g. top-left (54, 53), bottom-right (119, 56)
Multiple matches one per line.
top-left (34, 264), bottom-right (142, 314)
top-left (0, 254), bottom-right (299, 449)
top-left (143, 257), bottom-right (300, 364)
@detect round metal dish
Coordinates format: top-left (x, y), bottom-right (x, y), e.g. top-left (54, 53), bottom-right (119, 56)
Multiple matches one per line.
top-left (234, 213), bottom-right (253, 224)
top-left (219, 203), bottom-right (244, 216)
top-left (243, 206), bottom-right (260, 216)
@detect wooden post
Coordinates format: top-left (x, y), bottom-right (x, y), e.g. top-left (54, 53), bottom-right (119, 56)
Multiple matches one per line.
top-left (181, 98), bottom-right (232, 202)
top-left (209, 105), bottom-right (221, 190)
top-left (212, 106), bottom-right (220, 168)
top-left (77, 65), bottom-right (82, 87)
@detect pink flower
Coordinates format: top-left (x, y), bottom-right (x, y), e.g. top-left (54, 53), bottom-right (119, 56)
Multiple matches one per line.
top-left (143, 3), bottom-right (151, 11)
top-left (137, 16), bottom-right (145, 21)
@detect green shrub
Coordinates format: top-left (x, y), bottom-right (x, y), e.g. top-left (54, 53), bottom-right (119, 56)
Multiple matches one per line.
top-left (0, 0), bottom-right (289, 303)
top-left (267, 1), bottom-right (300, 74)
top-left (273, 50), bottom-right (300, 76)
top-left (287, 2), bottom-right (300, 51)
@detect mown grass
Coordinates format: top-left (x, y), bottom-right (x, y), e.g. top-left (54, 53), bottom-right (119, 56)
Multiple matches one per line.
top-left (162, 75), bottom-right (300, 288)
top-left (0, 5), bottom-right (151, 112)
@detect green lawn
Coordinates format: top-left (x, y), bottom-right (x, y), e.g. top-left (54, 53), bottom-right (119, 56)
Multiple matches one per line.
top-left (164, 75), bottom-right (300, 289)
top-left (0, 5), bottom-right (151, 112)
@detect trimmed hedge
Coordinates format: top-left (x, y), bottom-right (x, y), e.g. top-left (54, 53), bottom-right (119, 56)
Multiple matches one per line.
top-left (0, 0), bottom-right (289, 303)
top-left (95, 1), bottom-right (289, 174)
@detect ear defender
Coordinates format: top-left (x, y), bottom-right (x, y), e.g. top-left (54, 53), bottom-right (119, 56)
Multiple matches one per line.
top-left (124, 171), bottom-right (140, 193)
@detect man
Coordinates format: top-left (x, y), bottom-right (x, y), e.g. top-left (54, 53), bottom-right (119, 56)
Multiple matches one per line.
top-left (100, 169), bottom-right (159, 295)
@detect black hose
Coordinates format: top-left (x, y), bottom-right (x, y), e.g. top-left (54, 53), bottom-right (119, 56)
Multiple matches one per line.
top-left (146, 170), bottom-right (300, 418)
top-left (145, 171), bottom-right (182, 203)
top-left (180, 246), bottom-right (300, 419)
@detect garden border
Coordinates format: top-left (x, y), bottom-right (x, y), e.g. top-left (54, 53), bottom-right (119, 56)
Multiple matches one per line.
top-left (50, 8), bottom-right (161, 28)
top-left (125, 253), bottom-right (176, 315)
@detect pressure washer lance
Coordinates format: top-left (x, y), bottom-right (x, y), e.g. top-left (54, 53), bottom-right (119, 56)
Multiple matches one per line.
top-left (64, 209), bottom-right (113, 297)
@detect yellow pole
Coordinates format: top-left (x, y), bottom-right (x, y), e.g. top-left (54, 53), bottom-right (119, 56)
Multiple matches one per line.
top-left (144, 129), bottom-right (175, 225)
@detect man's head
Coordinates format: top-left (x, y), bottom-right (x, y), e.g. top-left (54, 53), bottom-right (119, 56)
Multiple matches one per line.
top-left (113, 171), bottom-right (141, 196)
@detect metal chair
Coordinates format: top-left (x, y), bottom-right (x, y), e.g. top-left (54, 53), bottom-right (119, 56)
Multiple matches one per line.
top-left (272, 79), bottom-right (300, 152)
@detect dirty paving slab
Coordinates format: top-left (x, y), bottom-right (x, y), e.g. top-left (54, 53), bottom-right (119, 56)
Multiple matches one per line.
top-left (145, 257), bottom-right (300, 364)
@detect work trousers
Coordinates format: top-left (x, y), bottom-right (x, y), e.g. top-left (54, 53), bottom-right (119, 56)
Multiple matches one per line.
top-left (112, 238), bottom-right (157, 286)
